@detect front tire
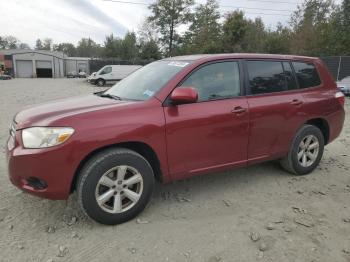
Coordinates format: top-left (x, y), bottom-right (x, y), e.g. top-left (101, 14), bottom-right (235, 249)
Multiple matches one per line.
top-left (77, 148), bottom-right (155, 225)
top-left (280, 125), bottom-right (324, 175)
top-left (96, 78), bottom-right (105, 86)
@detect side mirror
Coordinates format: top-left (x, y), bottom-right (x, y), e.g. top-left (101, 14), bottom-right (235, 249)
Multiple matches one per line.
top-left (170, 87), bottom-right (198, 105)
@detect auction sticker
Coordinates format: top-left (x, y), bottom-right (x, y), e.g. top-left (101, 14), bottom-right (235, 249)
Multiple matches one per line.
top-left (168, 61), bottom-right (189, 67)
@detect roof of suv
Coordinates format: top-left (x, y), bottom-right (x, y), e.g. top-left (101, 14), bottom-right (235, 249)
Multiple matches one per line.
top-left (163, 53), bottom-right (318, 62)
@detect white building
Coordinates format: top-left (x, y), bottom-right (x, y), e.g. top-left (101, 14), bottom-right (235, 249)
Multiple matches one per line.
top-left (65, 57), bottom-right (90, 75)
top-left (0, 49), bottom-right (90, 78)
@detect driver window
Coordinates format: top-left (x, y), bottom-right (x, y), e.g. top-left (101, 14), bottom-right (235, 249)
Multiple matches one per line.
top-left (99, 66), bottom-right (112, 75)
top-left (179, 61), bottom-right (241, 102)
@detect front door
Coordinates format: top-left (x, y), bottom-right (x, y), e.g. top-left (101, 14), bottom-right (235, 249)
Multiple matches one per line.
top-left (164, 61), bottom-right (249, 180)
top-left (99, 66), bottom-right (112, 81)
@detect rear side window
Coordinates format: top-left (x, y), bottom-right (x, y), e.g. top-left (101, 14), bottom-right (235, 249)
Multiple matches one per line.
top-left (292, 62), bottom-right (321, 88)
top-left (180, 61), bottom-right (240, 101)
top-left (247, 61), bottom-right (286, 94)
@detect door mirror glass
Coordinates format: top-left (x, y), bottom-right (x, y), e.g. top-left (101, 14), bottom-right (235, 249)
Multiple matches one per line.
top-left (171, 87), bottom-right (198, 104)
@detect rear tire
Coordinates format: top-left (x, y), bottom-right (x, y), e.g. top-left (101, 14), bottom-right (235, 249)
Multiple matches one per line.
top-left (280, 124), bottom-right (324, 175)
top-left (77, 148), bottom-right (155, 225)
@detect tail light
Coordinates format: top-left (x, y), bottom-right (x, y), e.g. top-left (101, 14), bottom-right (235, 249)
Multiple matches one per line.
top-left (335, 91), bottom-right (345, 107)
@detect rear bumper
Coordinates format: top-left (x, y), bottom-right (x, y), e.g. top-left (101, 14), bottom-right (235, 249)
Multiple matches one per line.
top-left (327, 107), bottom-right (346, 144)
top-left (6, 134), bottom-right (76, 200)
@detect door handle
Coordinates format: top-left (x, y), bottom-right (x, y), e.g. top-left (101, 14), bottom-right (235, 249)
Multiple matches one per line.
top-left (231, 107), bottom-right (247, 114)
top-left (290, 99), bottom-right (303, 105)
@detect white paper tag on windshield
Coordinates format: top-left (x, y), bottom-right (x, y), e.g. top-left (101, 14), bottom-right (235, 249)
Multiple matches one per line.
top-left (168, 61), bottom-right (189, 67)
top-left (143, 90), bottom-right (154, 97)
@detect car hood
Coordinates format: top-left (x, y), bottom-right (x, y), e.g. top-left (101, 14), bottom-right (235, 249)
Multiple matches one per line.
top-left (15, 94), bottom-right (131, 129)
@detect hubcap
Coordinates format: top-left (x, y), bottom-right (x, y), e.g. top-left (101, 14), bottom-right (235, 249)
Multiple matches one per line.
top-left (95, 165), bottom-right (143, 214)
top-left (297, 135), bottom-right (319, 167)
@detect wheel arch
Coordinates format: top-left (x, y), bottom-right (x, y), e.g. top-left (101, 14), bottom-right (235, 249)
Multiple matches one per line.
top-left (70, 141), bottom-right (162, 193)
top-left (305, 118), bottom-right (330, 144)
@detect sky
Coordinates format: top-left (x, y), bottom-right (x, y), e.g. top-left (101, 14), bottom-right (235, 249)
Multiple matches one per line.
top-left (0, 0), bottom-right (340, 48)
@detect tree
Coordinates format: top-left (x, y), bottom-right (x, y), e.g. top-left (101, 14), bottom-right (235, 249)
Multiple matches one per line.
top-left (76, 38), bottom-right (101, 57)
top-left (330, 0), bottom-right (350, 55)
top-left (18, 43), bottom-right (30, 49)
top-left (138, 19), bottom-right (159, 44)
top-left (264, 23), bottom-right (291, 54)
top-left (103, 34), bottom-right (122, 58)
top-left (140, 40), bottom-right (161, 60)
top-left (289, 0), bottom-right (334, 56)
top-left (0, 36), bottom-right (19, 49)
top-left (182, 0), bottom-right (222, 54)
top-left (148, 0), bottom-right (194, 56)
top-left (120, 32), bottom-right (138, 60)
top-left (35, 39), bottom-right (43, 50)
top-left (42, 38), bottom-right (53, 50)
top-left (222, 10), bottom-right (249, 52)
top-left (137, 19), bottom-right (161, 59)
top-left (53, 43), bottom-right (77, 56)
top-left (241, 17), bottom-right (266, 53)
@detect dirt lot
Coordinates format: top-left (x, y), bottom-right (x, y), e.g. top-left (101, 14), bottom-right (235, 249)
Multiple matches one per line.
top-left (0, 78), bottom-right (349, 262)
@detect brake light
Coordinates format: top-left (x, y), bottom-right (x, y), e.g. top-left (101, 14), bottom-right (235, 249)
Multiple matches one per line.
top-left (335, 91), bottom-right (345, 107)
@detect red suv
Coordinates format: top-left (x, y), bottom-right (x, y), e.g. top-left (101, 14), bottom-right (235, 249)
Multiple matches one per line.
top-left (6, 54), bottom-right (345, 224)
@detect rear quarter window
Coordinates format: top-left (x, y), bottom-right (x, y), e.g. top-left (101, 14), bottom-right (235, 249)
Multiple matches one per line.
top-left (292, 62), bottom-right (321, 89)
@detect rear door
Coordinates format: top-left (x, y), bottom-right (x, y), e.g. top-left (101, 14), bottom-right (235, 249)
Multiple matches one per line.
top-left (164, 60), bottom-right (249, 180)
top-left (245, 60), bottom-right (305, 163)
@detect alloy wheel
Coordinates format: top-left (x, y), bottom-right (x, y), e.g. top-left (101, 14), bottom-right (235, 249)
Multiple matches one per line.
top-left (297, 135), bottom-right (319, 167)
top-left (95, 165), bottom-right (143, 214)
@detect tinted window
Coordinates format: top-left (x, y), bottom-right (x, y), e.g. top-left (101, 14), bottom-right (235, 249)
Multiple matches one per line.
top-left (100, 66), bottom-right (112, 75)
top-left (292, 62), bottom-right (321, 88)
top-left (247, 61), bottom-right (286, 95)
top-left (283, 62), bottom-right (298, 90)
top-left (180, 61), bottom-right (240, 101)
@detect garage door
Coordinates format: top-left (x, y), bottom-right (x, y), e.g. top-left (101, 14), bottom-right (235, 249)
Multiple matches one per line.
top-left (36, 60), bottom-right (52, 78)
top-left (36, 60), bottom-right (52, 69)
top-left (16, 60), bottom-right (33, 78)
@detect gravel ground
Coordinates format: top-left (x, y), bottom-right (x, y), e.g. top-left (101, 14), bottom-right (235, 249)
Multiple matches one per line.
top-left (0, 78), bottom-right (349, 262)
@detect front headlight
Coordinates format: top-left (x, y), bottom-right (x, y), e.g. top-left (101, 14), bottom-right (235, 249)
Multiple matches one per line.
top-left (22, 127), bottom-right (74, 149)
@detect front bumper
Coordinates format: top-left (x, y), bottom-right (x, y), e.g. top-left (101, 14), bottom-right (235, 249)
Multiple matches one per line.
top-left (6, 130), bottom-right (76, 200)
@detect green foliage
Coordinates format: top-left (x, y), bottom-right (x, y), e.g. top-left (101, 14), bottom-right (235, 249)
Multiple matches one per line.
top-left (222, 10), bottom-right (248, 52)
top-left (35, 38), bottom-right (53, 50)
top-left (76, 38), bottom-right (102, 57)
top-left (0, 36), bottom-right (19, 49)
top-left (53, 43), bottom-right (77, 56)
top-left (182, 0), bottom-right (222, 54)
top-left (140, 40), bottom-right (161, 60)
top-left (120, 32), bottom-right (138, 60)
top-left (148, 0), bottom-right (194, 56)
top-left (35, 39), bottom-right (43, 50)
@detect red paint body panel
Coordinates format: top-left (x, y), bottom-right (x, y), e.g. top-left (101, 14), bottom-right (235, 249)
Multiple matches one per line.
top-left (6, 54), bottom-right (345, 200)
top-left (164, 97), bottom-right (249, 180)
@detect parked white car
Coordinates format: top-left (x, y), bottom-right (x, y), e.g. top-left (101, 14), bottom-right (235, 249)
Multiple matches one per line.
top-left (89, 65), bottom-right (142, 86)
top-left (337, 76), bottom-right (350, 96)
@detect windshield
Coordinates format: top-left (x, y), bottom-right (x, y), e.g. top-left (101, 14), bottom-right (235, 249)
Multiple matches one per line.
top-left (104, 60), bottom-right (189, 101)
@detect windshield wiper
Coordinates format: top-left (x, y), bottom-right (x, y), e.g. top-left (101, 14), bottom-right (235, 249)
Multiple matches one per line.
top-left (99, 93), bottom-right (122, 100)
